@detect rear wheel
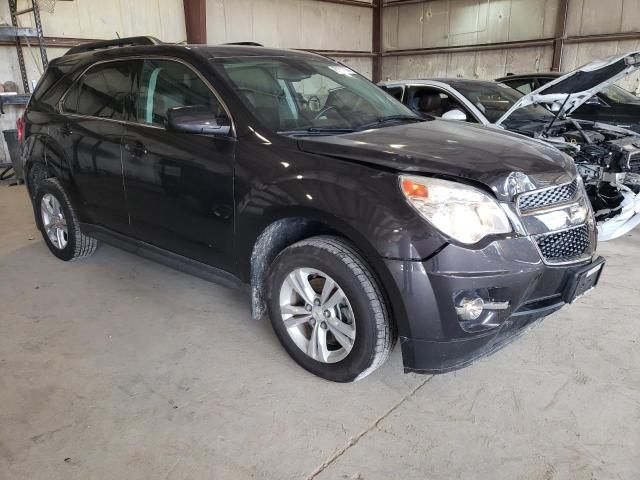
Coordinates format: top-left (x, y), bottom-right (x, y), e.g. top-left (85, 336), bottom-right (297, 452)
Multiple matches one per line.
top-left (35, 178), bottom-right (98, 261)
top-left (266, 236), bottom-right (395, 382)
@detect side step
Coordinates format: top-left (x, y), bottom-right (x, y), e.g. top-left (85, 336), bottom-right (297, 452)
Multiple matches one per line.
top-left (80, 224), bottom-right (243, 290)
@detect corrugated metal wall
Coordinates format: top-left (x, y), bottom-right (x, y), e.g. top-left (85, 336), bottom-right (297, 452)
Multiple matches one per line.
top-left (204, 0), bottom-right (374, 77)
top-left (0, 0), bottom-right (637, 101)
top-left (383, 0), bottom-right (558, 49)
top-left (380, 0), bottom-right (558, 80)
top-left (207, 0), bottom-right (371, 50)
top-left (0, 0), bottom-right (185, 162)
top-left (380, 0), bottom-right (640, 92)
top-left (562, 0), bottom-right (640, 91)
top-left (0, 0), bottom-right (186, 85)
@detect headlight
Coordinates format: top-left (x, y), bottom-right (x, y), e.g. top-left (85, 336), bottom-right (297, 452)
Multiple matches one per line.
top-left (399, 175), bottom-right (512, 244)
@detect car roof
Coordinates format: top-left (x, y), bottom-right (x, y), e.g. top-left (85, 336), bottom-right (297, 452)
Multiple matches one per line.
top-left (381, 78), bottom-right (500, 89)
top-left (54, 42), bottom-right (325, 65)
top-left (181, 44), bottom-right (323, 60)
top-left (495, 72), bottom-right (562, 81)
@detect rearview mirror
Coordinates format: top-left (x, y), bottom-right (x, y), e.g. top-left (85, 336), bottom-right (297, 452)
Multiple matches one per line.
top-left (441, 109), bottom-right (467, 121)
top-left (166, 106), bottom-right (231, 136)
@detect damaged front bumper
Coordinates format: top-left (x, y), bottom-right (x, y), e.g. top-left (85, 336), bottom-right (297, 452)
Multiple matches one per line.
top-left (597, 186), bottom-right (640, 241)
top-left (383, 237), bottom-right (604, 374)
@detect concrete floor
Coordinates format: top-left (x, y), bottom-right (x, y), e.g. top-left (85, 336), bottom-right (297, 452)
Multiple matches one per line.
top-left (1, 180), bottom-right (639, 480)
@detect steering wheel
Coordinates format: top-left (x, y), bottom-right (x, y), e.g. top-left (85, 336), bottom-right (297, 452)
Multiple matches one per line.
top-left (312, 105), bottom-right (338, 121)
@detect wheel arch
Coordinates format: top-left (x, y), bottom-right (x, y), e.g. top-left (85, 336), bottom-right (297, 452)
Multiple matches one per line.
top-left (23, 132), bottom-right (74, 196)
top-left (247, 211), bottom-right (409, 340)
top-left (23, 135), bottom-right (52, 199)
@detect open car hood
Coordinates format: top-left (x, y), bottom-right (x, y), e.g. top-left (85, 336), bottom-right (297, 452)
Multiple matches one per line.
top-left (495, 50), bottom-right (640, 127)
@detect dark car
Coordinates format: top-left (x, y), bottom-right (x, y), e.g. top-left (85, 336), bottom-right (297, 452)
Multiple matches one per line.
top-left (496, 72), bottom-right (640, 133)
top-left (21, 37), bottom-right (604, 382)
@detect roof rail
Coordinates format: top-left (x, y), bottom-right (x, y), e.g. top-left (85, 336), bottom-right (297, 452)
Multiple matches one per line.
top-left (65, 36), bottom-right (163, 56)
top-left (222, 42), bottom-right (264, 47)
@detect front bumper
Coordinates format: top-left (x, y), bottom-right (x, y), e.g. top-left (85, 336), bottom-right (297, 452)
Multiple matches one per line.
top-left (597, 188), bottom-right (640, 241)
top-left (384, 236), bottom-right (603, 374)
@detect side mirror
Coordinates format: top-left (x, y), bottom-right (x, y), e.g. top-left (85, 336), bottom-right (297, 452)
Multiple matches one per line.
top-left (165, 106), bottom-right (231, 136)
top-left (441, 109), bottom-right (467, 121)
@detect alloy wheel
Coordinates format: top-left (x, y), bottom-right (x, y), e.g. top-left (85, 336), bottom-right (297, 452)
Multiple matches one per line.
top-left (279, 268), bottom-right (356, 363)
top-left (40, 193), bottom-right (68, 249)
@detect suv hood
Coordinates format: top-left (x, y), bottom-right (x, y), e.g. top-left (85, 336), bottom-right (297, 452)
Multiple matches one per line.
top-left (297, 120), bottom-right (575, 201)
top-left (496, 51), bottom-right (640, 127)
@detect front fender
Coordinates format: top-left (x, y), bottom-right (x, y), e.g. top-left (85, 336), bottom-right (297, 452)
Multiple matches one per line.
top-left (235, 150), bottom-right (448, 338)
top-left (236, 160), bottom-right (446, 268)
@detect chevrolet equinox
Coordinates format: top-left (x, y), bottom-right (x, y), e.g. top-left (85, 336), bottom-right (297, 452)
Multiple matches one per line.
top-left (21, 37), bottom-right (605, 382)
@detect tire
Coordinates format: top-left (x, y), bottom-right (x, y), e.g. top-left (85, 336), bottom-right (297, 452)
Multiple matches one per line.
top-left (266, 235), bottom-right (395, 382)
top-left (34, 177), bottom-right (98, 261)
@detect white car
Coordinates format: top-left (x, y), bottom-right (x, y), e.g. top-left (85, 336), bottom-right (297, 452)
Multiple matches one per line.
top-left (380, 51), bottom-right (640, 241)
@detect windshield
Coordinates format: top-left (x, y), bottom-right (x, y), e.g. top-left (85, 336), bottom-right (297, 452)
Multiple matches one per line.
top-left (211, 56), bottom-right (418, 134)
top-left (453, 82), bottom-right (555, 125)
top-left (601, 84), bottom-right (640, 104)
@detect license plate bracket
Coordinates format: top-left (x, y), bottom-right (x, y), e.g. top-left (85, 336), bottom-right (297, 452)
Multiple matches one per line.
top-left (563, 256), bottom-right (605, 304)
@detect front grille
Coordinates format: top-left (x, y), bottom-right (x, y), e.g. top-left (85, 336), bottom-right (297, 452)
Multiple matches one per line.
top-left (534, 225), bottom-right (590, 262)
top-left (518, 180), bottom-right (578, 213)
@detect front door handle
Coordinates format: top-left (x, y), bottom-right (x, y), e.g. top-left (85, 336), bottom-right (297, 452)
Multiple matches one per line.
top-left (123, 140), bottom-right (148, 156)
top-left (58, 124), bottom-right (72, 136)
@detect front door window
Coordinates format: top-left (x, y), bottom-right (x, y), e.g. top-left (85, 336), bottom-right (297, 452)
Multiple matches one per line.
top-left (134, 59), bottom-right (225, 127)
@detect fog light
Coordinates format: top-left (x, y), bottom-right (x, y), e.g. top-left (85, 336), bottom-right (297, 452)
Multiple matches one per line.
top-left (455, 297), bottom-right (484, 321)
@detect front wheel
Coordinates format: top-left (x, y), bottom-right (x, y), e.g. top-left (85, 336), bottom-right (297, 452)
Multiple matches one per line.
top-left (266, 236), bottom-right (395, 382)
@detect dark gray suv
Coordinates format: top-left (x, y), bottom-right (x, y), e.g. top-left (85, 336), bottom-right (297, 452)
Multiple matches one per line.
top-left (21, 37), bottom-right (604, 381)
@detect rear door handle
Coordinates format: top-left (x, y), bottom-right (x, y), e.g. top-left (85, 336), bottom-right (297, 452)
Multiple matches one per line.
top-left (123, 140), bottom-right (147, 157)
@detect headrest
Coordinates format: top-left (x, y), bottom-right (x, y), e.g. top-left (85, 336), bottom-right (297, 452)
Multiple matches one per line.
top-left (418, 93), bottom-right (442, 112)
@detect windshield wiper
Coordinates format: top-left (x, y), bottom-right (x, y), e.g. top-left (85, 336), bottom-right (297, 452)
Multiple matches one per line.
top-left (306, 127), bottom-right (355, 133)
top-left (356, 115), bottom-right (424, 131)
top-left (279, 127), bottom-right (355, 136)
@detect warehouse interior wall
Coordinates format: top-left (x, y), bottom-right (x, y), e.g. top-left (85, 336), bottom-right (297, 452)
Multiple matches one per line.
top-left (205, 0), bottom-right (374, 78)
top-left (0, 0), bottom-right (638, 119)
top-left (0, 0), bottom-right (186, 87)
top-left (1, 0), bottom-right (638, 92)
top-left (0, 0), bottom-right (185, 161)
top-left (381, 0), bottom-right (558, 80)
top-left (562, 0), bottom-right (640, 91)
top-left (380, 0), bottom-right (640, 93)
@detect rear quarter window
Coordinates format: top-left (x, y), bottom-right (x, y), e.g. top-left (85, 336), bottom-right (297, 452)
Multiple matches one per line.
top-left (62, 60), bottom-right (135, 120)
top-left (30, 63), bottom-right (74, 111)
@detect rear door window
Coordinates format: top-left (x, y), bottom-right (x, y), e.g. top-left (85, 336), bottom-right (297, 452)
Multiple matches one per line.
top-left (133, 59), bottom-right (224, 127)
top-left (62, 60), bottom-right (136, 120)
top-left (502, 79), bottom-right (535, 94)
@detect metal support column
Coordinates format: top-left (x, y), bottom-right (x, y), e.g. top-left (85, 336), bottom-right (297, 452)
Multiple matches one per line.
top-left (3, 0), bottom-right (49, 93)
top-left (372, 0), bottom-right (383, 83)
top-left (7, 0), bottom-right (30, 93)
top-left (183, 0), bottom-right (207, 44)
top-left (31, 0), bottom-right (49, 71)
top-left (552, 0), bottom-right (569, 71)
